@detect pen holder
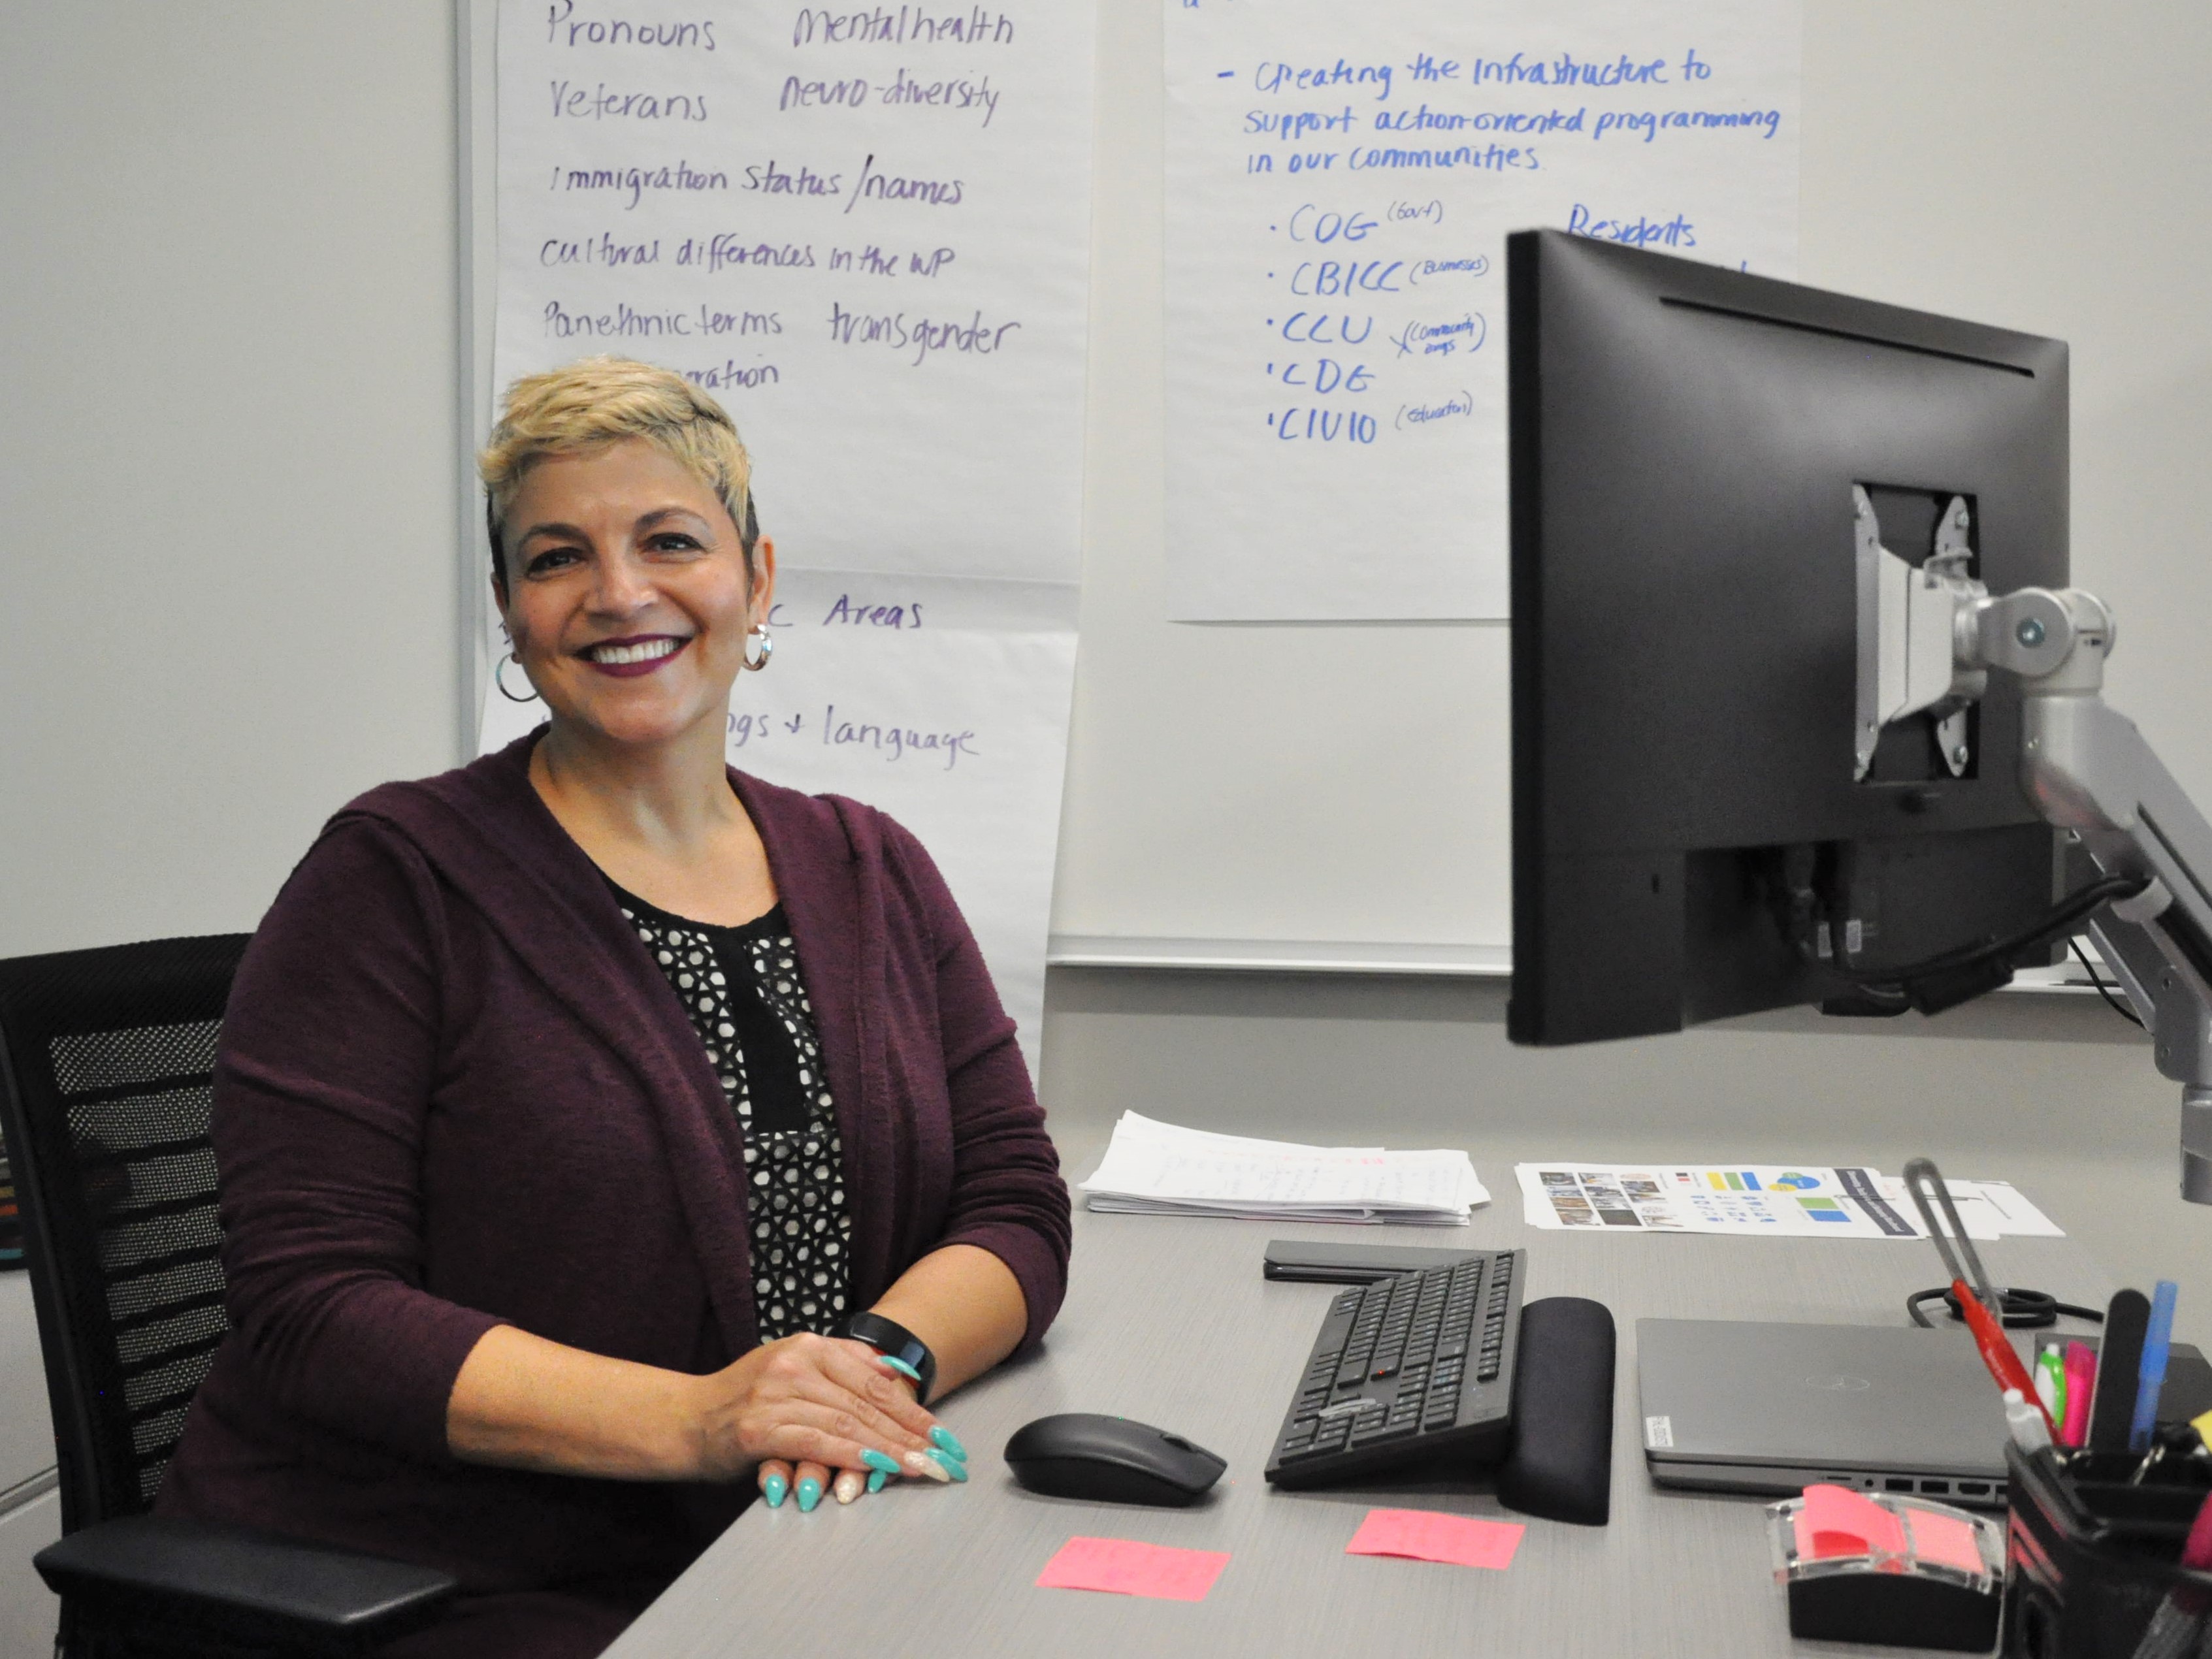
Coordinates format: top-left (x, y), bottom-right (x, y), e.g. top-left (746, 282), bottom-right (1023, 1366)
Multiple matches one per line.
top-left (2002, 1443), bottom-right (2212, 1658)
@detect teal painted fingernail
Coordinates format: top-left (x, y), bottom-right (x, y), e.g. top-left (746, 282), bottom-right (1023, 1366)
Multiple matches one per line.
top-left (930, 1451), bottom-right (968, 1483)
top-left (762, 1473), bottom-right (788, 1509)
top-left (861, 1449), bottom-right (902, 1475)
top-left (878, 1355), bottom-right (923, 1385)
top-left (797, 1477), bottom-right (822, 1513)
top-left (867, 1468), bottom-right (888, 1494)
top-left (930, 1426), bottom-right (968, 1462)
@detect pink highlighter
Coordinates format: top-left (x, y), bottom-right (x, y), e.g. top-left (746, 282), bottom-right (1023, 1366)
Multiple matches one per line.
top-left (2062, 1342), bottom-right (2096, 1449)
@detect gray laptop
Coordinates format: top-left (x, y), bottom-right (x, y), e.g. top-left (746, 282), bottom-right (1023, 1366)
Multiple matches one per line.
top-left (1636, 1319), bottom-right (2012, 1509)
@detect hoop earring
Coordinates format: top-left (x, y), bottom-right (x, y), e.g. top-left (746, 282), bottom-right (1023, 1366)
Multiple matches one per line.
top-left (743, 628), bottom-right (773, 672)
top-left (495, 651), bottom-right (541, 703)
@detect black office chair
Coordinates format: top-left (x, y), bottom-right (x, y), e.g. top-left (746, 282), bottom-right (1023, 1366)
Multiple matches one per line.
top-left (0, 934), bottom-right (455, 1657)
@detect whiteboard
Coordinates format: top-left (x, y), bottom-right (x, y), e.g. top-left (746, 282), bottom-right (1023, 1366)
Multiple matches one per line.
top-left (468, 1), bottom-right (2212, 972)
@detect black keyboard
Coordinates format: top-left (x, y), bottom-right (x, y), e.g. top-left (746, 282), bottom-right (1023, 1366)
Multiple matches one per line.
top-left (1263, 1250), bottom-right (1525, 1489)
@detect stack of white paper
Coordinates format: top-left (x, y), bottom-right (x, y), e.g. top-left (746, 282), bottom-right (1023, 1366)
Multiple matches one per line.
top-left (1079, 1112), bottom-right (1489, 1226)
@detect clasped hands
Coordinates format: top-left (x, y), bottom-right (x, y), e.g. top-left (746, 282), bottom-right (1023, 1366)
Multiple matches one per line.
top-left (695, 1331), bottom-right (968, 1512)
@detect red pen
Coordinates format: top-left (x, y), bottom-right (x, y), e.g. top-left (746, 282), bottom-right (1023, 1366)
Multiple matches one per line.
top-left (1953, 1278), bottom-right (2055, 1436)
top-left (1903, 1161), bottom-right (2057, 1437)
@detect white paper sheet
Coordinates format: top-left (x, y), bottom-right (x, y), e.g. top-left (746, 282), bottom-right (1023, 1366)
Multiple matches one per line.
top-left (1164, 0), bottom-right (1801, 619)
top-left (1518, 1163), bottom-right (1920, 1239)
top-left (494, 0), bottom-right (1096, 583)
top-left (1516, 1164), bottom-right (2065, 1240)
top-left (480, 570), bottom-right (1077, 1067)
top-left (1876, 1176), bottom-right (2066, 1242)
top-left (1082, 1112), bottom-right (1489, 1224)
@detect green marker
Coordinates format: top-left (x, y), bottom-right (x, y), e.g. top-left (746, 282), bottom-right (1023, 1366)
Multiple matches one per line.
top-left (2035, 1344), bottom-right (2067, 1427)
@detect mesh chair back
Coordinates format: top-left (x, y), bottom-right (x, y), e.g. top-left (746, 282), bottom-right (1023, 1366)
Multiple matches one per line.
top-left (0, 935), bottom-right (251, 1534)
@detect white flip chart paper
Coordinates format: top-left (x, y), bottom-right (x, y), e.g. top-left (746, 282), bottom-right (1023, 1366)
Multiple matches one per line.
top-left (480, 571), bottom-right (1078, 1063)
top-left (1165, 0), bottom-right (1802, 620)
top-left (485, 2), bottom-right (1096, 1067)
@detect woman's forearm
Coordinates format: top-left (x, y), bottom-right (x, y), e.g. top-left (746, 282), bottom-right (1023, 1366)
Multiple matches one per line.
top-left (444, 1247), bottom-right (1024, 1477)
top-left (866, 1244), bottom-right (1029, 1398)
top-left (445, 1324), bottom-right (704, 1478)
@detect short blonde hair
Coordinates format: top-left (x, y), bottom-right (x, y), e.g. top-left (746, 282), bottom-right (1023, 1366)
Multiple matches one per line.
top-left (478, 355), bottom-right (757, 587)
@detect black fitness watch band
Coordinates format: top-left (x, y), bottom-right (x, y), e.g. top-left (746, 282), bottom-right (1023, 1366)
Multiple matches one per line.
top-left (832, 1312), bottom-right (937, 1405)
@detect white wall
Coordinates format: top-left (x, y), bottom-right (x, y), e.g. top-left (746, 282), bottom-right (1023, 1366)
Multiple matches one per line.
top-left (0, 3), bottom-right (464, 956)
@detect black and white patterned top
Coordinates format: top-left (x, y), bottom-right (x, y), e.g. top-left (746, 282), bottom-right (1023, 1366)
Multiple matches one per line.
top-left (610, 884), bottom-right (853, 1342)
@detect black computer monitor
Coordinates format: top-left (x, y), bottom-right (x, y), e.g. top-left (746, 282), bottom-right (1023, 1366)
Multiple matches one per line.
top-left (1506, 229), bottom-right (2069, 1046)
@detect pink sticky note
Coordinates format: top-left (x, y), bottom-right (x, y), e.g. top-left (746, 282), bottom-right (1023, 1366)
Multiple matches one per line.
top-left (1035, 1537), bottom-right (1231, 1603)
top-left (1344, 1507), bottom-right (1525, 1571)
top-left (1906, 1510), bottom-right (1987, 1576)
top-left (1795, 1484), bottom-right (1906, 1561)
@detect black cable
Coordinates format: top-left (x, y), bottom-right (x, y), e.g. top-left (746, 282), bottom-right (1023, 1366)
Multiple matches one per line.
top-left (1829, 875), bottom-right (2149, 1007)
top-left (1907, 1285), bottom-right (2106, 1329)
top-left (2070, 936), bottom-right (2145, 1029)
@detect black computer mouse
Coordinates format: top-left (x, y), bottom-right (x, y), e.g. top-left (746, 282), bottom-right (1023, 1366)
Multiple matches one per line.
top-left (1003, 1413), bottom-right (1227, 1506)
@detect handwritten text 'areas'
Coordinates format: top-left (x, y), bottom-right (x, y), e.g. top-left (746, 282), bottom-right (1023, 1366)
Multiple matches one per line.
top-left (823, 593), bottom-right (925, 628)
top-left (791, 7), bottom-right (1016, 50)
top-left (545, 5), bottom-right (716, 52)
top-left (780, 69), bottom-right (1001, 127)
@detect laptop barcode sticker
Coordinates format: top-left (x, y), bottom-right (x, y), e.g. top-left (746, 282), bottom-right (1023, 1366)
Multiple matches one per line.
top-left (1645, 1415), bottom-right (1674, 1449)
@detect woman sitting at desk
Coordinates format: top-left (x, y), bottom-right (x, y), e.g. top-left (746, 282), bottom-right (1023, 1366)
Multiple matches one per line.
top-left (157, 357), bottom-right (1072, 1657)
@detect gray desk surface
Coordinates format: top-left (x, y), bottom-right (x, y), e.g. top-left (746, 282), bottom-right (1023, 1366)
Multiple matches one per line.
top-left (609, 1154), bottom-right (2111, 1659)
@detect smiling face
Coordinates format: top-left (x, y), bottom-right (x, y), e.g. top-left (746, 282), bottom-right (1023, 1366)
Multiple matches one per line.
top-left (495, 437), bottom-right (772, 752)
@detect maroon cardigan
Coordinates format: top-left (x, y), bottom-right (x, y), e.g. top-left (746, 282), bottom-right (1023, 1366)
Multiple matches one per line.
top-left (158, 735), bottom-right (1071, 1596)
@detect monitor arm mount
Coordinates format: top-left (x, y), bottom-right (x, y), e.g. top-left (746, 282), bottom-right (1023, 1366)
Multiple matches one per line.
top-left (1859, 488), bottom-right (2212, 1202)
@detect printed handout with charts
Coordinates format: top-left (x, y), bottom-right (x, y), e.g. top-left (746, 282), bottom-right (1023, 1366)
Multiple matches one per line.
top-left (1516, 1163), bottom-right (2063, 1240)
top-left (1081, 1113), bottom-right (1489, 1225)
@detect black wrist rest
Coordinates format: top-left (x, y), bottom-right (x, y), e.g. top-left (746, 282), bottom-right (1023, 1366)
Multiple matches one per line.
top-left (1495, 1295), bottom-right (1617, 1526)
